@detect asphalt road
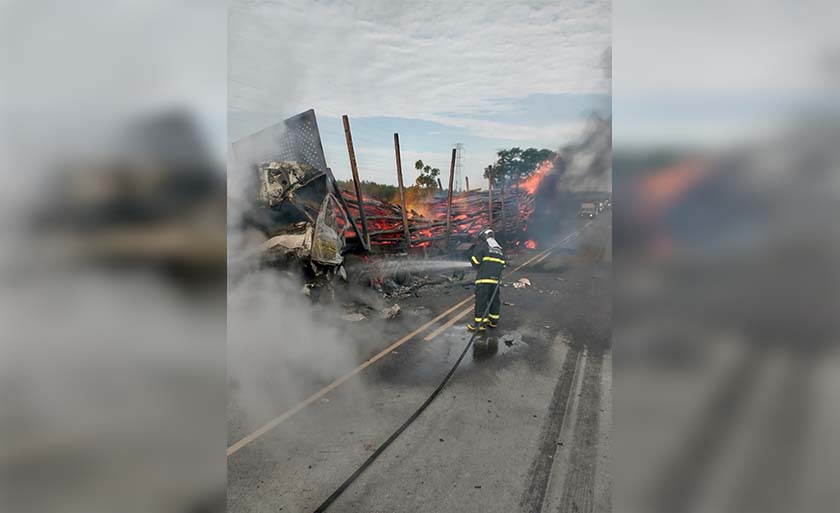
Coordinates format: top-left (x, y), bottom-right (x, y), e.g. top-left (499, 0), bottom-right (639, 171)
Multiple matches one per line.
top-left (228, 213), bottom-right (612, 513)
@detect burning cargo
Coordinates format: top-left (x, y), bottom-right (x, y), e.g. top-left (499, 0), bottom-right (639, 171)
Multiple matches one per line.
top-left (230, 109), bottom-right (570, 291)
top-left (340, 186), bottom-right (534, 251)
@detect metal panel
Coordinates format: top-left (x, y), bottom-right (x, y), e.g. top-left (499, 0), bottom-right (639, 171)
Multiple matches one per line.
top-left (231, 109), bottom-right (328, 173)
top-left (276, 109), bottom-right (328, 171)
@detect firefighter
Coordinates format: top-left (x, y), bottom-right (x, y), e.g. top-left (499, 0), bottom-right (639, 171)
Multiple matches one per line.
top-left (467, 228), bottom-right (506, 331)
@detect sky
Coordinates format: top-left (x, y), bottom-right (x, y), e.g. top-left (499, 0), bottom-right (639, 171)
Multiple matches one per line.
top-left (229, 0), bottom-right (611, 188)
top-left (612, 0), bottom-right (840, 148)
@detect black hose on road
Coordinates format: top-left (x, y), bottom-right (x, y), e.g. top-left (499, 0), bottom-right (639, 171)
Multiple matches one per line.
top-left (312, 277), bottom-right (503, 512)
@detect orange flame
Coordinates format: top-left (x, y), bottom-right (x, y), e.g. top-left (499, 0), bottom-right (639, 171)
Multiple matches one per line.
top-left (525, 239), bottom-right (537, 249)
top-left (397, 186), bottom-right (435, 219)
top-left (519, 159), bottom-right (554, 195)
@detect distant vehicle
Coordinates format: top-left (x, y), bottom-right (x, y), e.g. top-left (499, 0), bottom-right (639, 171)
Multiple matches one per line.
top-left (579, 202), bottom-right (597, 218)
top-left (597, 201), bottom-right (605, 213)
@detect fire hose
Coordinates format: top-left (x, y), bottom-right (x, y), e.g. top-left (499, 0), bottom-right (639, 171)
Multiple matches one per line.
top-left (312, 273), bottom-right (504, 512)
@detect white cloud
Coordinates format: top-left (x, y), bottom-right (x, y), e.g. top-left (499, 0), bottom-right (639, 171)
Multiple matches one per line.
top-left (229, 0), bottom-right (610, 136)
top-left (438, 117), bottom-right (588, 143)
top-left (613, 0), bottom-right (839, 145)
top-left (614, 0), bottom-right (837, 97)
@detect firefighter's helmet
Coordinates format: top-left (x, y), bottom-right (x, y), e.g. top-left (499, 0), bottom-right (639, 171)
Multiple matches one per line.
top-left (478, 228), bottom-right (494, 241)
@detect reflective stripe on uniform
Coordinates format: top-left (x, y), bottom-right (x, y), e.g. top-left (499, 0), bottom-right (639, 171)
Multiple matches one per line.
top-left (488, 313), bottom-right (500, 319)
top-left (471, 255), bottom-right (480, 265)
top-left (482, 256), bottom-right (506, 265)
top-left (475, 279), bottom-right (499, 285)
top-left (474, 317), bottom-right (483, 322)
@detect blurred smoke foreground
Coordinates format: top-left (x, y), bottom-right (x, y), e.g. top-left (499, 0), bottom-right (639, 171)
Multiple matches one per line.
top-left (612, 0), bottom-right (840, 507)
top-left (0, 1), bottom-right (228, 512)
top-left (613, 3), bottom-right (840, 508)
top-left (29, 111), bottom-right (227, 280)
top-left (1, 110), bottom-right (227, 513)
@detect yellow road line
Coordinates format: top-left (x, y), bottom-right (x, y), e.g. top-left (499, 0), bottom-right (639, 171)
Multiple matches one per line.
top-left (227, 225), bottom-right (589, 456)
top-left (513, 248), bottom-right (549, 270)
top-left (514, 232), bottom-right (574, 271)
top-left (227, 296), bottom-right (471, 456)
top-left (423, 306), bottom-right (474, 341)
top-left (534, 249), bottom-right (554, 265)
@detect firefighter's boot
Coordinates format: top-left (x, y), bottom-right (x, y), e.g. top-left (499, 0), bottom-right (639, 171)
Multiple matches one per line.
top-left (467, 318), bottom-right (487, 331)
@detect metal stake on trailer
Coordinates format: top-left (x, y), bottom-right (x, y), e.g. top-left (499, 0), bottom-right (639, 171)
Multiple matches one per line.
top-left (342, 115), bottom-right (370, 250)
top-left (445, 148), bottom-right (456, 250)
top-left (393, 133), bottom-right (411, 249)
top-left (488, 168), bottom-right (493, 228)
top-left (500, 182), bottom-right (507, 242)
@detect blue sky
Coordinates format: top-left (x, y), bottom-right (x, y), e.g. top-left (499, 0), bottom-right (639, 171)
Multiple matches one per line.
top-left (229, 0), bottom-right (611, 187)
top-left (230, 92), bottom-right (610, 186)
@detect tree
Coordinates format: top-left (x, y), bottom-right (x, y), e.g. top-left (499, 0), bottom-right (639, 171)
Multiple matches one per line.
top-left (414, 160), bottom-right (440, 189)
top-left (483, 147), bottom-right (556, 185)
top-left (337, 179), bottom-right (398, 203)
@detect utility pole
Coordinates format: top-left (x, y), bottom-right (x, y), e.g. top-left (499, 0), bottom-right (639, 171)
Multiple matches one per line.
top-left (454, 143), bottom-right (464, 193)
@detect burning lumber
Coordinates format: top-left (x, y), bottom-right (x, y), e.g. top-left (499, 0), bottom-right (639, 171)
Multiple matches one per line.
top-left (232, 108), bottom-right (550, 290)
top-left (340, 186), bottom-right (536, 252)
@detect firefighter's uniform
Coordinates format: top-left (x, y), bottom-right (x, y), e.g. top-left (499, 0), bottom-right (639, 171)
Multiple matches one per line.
top-left (468, 233), bottom-right (506, 331)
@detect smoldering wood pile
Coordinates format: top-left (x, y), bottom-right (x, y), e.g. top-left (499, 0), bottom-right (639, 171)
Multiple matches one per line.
top-left (341, 187), bottom-right (535, 252)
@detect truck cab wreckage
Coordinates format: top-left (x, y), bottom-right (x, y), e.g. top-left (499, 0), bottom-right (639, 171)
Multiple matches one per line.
top-left (230, 110), bottom-right (364, 295)
top-left (254, 160), bottom-right (347, 263)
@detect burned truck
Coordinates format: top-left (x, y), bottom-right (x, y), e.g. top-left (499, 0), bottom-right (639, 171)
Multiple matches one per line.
top-left (230, 110), bottom-right (365, 295)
